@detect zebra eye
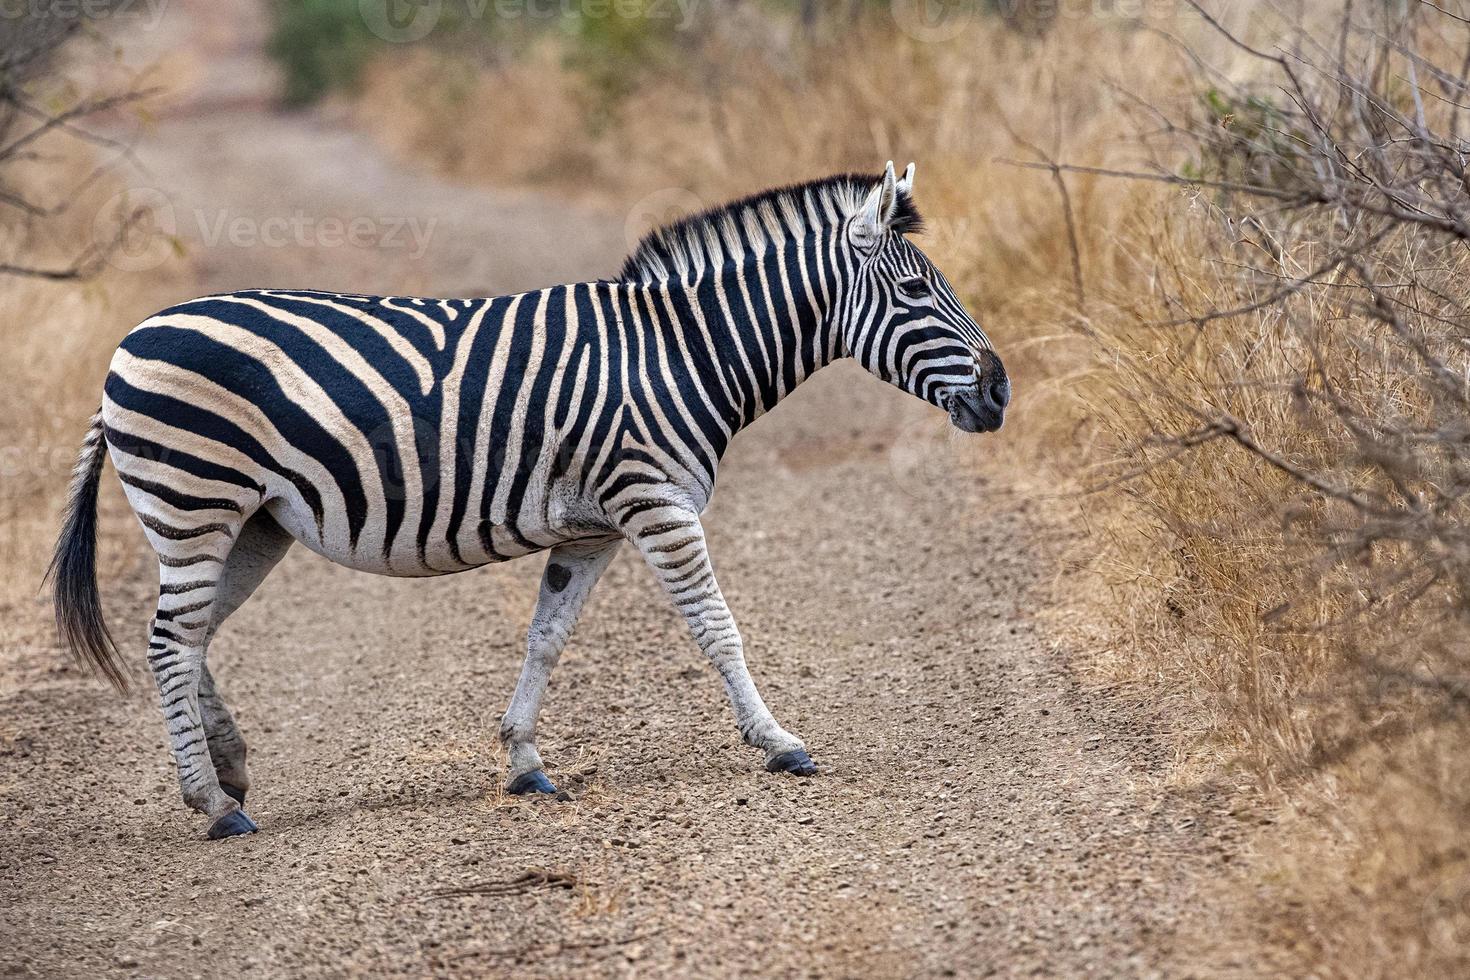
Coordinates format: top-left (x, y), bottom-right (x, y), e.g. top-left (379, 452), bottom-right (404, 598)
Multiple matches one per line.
top-left (898, 277), bottom-right (931, 299)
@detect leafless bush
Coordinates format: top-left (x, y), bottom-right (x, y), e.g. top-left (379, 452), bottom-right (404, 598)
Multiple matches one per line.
top-left (1059, 3), bottom-right (1470, 970)
top-left (0, 9), bottom-right (171, 635)
top-left (0, 10), bottom-right (153, 280)
top-left (1085, 1), bottom-right (1470, 710)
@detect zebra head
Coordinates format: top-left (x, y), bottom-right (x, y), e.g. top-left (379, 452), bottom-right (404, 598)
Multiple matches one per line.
top-left (841, 162), bottom-right (1010, 433)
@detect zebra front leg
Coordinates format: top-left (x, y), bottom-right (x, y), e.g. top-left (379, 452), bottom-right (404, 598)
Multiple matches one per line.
top-left (500, 537), bottom-right (622, 795)
top-left (621, 506), bottom-right (818, 776)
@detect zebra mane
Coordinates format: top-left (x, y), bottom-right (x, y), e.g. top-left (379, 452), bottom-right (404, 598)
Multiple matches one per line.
top-left (617, 172), bottom-right (924, 285)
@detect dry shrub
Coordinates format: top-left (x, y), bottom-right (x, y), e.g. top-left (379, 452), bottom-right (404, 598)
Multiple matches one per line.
top-left (0, 32), bottom-right (187, 670)
top-left (354, 41), bottom-right (597, 187)
top-left (1071, 4), bottom-right (1470, 971)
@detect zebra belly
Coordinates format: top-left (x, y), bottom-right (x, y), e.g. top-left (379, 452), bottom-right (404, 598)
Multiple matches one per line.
top-left (262, 478), bottom-right (604, 577)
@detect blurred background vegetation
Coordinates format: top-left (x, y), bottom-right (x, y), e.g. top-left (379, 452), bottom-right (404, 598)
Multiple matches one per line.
top-left (268, 0), bottom-right (701, 107)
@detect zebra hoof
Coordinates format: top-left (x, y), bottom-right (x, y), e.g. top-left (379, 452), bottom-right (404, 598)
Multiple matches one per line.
top-left (220, 783), bottom-right (247, 807)
top-left (767, 749), bottom-right (819, 776)
top-left (207, 808), bottom-right (259, 840)
top-left (507, 770), bottom-right (557, 795)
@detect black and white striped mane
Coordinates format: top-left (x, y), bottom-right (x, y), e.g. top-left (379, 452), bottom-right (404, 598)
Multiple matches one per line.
top-left (618, 172), bottom-right (924, 285)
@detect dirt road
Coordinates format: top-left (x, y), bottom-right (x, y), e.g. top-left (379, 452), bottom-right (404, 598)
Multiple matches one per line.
top-left (1, 4), bottom-right (1243, 976)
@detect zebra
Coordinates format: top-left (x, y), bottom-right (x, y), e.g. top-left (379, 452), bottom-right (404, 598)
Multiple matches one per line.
top-left (49, 162), bottom-right (1009, 840)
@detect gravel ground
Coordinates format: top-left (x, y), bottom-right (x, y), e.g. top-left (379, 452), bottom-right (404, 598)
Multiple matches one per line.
top-left (0, 4), bottom-right (1249, 976)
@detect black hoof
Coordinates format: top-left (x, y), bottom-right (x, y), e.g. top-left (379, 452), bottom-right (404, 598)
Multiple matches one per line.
top-left (507, 770), bottom-right (557, 795)
top-left (767, 749), bottom-right (819, 776)
top-left (220, 784), bottom-right (247, 807)
top-left (207, 808), bottom-right (259, 840)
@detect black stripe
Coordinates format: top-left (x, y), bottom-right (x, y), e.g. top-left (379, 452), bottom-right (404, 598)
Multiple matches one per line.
top-left (105, 425), bottom-right (264, 495)
top-left (579, 287), bottom-right (627, 490)
top-left (178, 297), bottom-right (409, 561)
top-left (500, 286), bottom-right (568, 550)
top-left (114, 330), bottom-right (351, 543)
top-left (117, 471), bottom-right (242, 514)
top-left (139, 512), bottom-right (234, 541)
top-left (447, 295), bottom-right (514, 563)
top-left (480, 294), bottom-right (540, 551)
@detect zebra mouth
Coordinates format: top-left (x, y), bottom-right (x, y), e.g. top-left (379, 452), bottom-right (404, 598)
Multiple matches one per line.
top-left (943, 386), bottom-right (1003, 433)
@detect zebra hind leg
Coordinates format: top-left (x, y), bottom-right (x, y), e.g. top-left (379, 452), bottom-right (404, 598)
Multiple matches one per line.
top-left (500, 537), bottom-right (622, 796)
top-left (149, 560), bottom-right (256, 839)
top-left (198, 512), bottom-right (294, 809)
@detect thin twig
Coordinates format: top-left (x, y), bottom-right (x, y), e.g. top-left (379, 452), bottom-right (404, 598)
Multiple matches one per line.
top-left (425, 868), bottom-right (580, 900)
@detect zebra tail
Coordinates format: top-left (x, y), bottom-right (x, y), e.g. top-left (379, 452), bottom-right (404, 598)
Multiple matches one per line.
top-left (44, 409), bottom-right (128, 691)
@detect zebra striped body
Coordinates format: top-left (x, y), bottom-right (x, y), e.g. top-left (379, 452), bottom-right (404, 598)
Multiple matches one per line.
top-left (107, 284), bottom-right (730, 577)
top-left (53, 163), bottom-right (1010, 838)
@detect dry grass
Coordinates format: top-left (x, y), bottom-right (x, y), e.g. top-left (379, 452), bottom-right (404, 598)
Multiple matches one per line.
top-left (354, 41), bottom-right (597, 189)
top-left (0, 126), bottom-right (188, 670)
top-left (1064, 6), bottom-right (1470, 968)
top-left (345, 5), bottom-right (1470, 974)
top-left (1080, 208), bottom-right (1470, 972)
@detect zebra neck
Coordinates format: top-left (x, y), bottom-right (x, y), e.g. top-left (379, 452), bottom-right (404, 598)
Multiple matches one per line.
top-left (666, 234), bottom-right (842, 434)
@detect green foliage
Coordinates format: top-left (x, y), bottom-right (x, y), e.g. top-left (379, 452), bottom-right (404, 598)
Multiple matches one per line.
top-left (266, 0), bottom-right (383, 107)
top-left (265, 0), bottom-right (687, 114)
top-left (558, 0), bottom-right (684, 127)
top-left (1187, 87), bottom-right (1308, 192)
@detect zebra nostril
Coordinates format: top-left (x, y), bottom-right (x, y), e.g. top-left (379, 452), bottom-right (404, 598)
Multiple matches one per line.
top-left (984, 378), bottom-right (1009, 413)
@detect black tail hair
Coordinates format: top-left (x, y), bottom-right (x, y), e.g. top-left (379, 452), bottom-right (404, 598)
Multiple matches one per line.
top-left (44, 410), bottom-right (128, 691)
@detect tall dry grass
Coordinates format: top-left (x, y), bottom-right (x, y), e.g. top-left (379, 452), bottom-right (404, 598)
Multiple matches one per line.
top-left (1081, 205), bottom-right (1470, 971)
top-left (0, 55), bottom-right (187, 675)
top-left (1069, 5), bottom-right (1470, 967)
top-left (342, 4), bottom-right (1470, 973)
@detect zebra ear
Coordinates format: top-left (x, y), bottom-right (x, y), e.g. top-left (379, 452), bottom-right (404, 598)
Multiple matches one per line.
top-left (896, 162), bottom-right (915, 196)
top-left (850, 161), bottom-right (899, 250)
